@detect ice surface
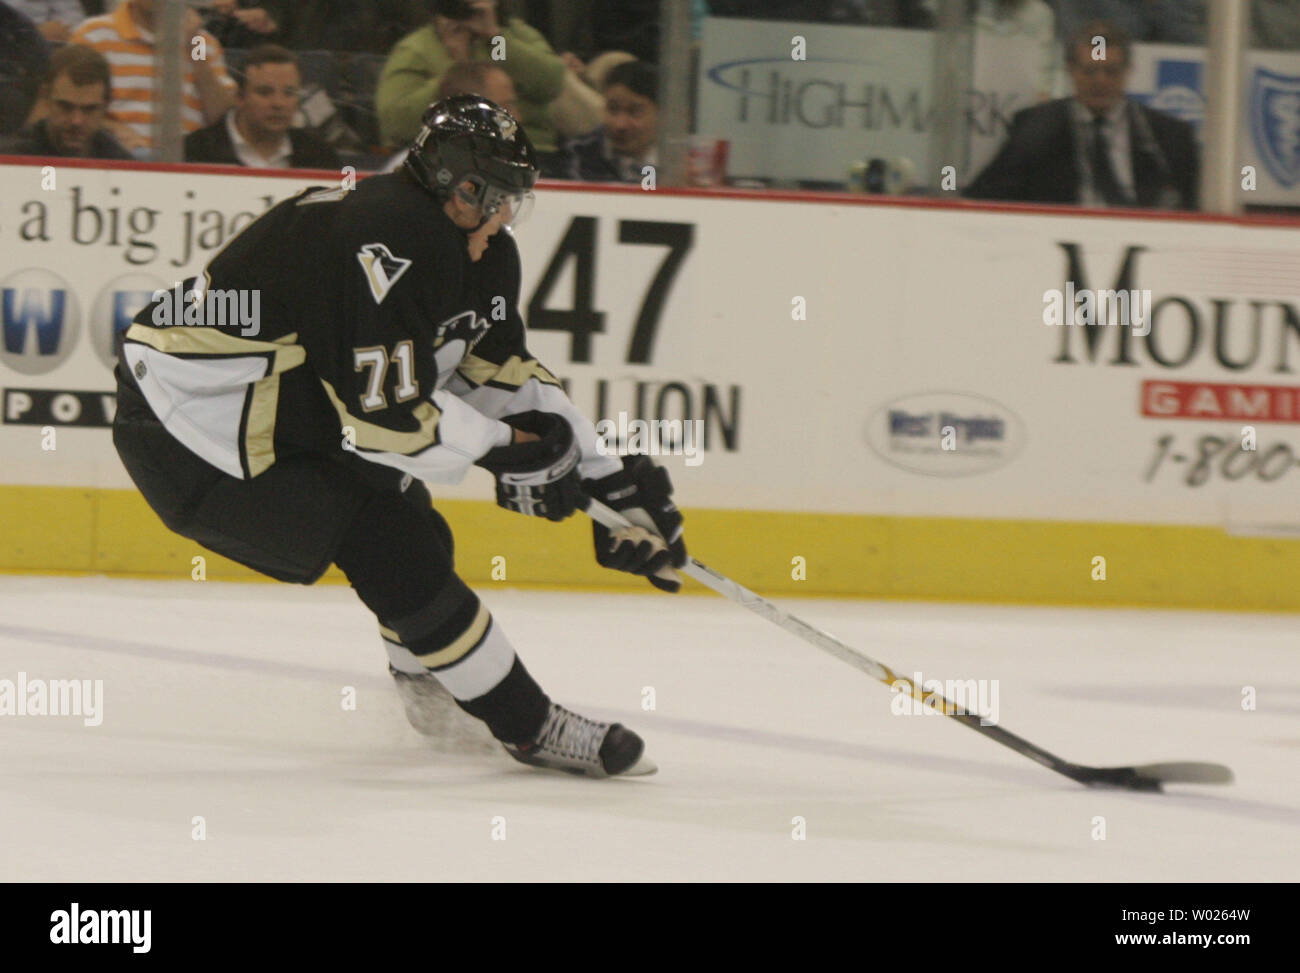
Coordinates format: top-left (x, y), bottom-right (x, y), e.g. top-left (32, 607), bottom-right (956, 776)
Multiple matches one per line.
top-left (1, 575), bottom-right (1296, 882)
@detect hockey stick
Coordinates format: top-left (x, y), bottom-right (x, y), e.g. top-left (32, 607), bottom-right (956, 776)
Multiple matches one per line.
top-left (583, 497), bottom-right (1232, 792)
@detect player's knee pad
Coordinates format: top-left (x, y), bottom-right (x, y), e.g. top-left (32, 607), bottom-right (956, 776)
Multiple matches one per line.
top-left (424, 502), bottom-right (454, 561)
top-left (337, 490), bottom-right (540, 728)
top-left (393, 477), bottom-right (454, 560)
top-left (335, 489), bottom-right (464, 624)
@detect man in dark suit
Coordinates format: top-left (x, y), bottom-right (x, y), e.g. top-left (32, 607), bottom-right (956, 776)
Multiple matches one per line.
top-left (184, 44), bottom-right (340, 170)
top-left (965, 20), bottom-right (1198, 210)
top-left (560, 59), bottom-right (657, 183)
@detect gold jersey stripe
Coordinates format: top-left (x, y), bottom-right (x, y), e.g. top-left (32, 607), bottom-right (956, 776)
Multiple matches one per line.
top-left (319, 379), bottom-right (443, 456)
top-left (456, 354), bottom-right (561, 390)
top-left (123, 324), bottom-right (306, 373)
top-left (243, 372), bottom-right (284, 478)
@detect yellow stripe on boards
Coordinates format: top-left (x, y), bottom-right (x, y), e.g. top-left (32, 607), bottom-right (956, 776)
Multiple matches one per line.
top-left (3, 484), bottom-right (1300, 611)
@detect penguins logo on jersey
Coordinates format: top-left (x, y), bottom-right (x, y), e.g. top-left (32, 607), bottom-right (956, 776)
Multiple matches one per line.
top-left (434, 309), bottom-right (490, 350)
top-left (432, 309), bottom-right (491, 383)
top-left (356, 243), bottom-right (412, 304)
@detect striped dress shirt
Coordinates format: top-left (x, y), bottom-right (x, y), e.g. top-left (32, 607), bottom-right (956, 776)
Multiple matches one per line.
top-left (71, 1), bottom-right (235, 149)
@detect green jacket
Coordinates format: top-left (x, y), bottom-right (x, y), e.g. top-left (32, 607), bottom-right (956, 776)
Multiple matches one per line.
top-left (377, 19), bottom-right (565, 152)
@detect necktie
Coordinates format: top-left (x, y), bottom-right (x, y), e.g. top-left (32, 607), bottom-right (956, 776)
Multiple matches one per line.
top-left (1089, 115), bottom-right (1129, 206)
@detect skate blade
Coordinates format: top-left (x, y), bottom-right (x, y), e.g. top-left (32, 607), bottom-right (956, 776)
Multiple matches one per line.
top-left (617, 755), bottom-right (658, 777)
top-left (504, 749), bottom-right (659, 778)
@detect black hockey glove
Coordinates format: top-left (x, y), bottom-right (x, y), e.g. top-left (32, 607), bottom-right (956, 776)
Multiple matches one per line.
top-left (477, 412), bottom-right (582, 521)
top-left (582, 455), bottom-right (687, 592)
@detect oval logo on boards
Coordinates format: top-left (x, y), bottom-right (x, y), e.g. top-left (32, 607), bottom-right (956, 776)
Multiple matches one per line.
top-left (0, 267), bottom-right (82, 376)
top-left (865, 392), bottom-right (1026, 477)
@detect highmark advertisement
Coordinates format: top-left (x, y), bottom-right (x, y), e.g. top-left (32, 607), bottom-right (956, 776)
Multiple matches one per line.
top-left (696, 17), bottom-right (1300, 208)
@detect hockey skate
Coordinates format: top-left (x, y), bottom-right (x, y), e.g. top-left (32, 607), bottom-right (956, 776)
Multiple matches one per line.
top-left (389, 665), bottom-right (500, 754)
top-left (503, 702), bottom-right (657, 778)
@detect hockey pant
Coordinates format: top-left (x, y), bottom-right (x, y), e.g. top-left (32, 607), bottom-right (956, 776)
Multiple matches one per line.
top-left (111, 366), bottom-right (550, 744)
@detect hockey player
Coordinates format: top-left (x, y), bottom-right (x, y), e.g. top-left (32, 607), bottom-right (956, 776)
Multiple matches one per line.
top-left (111, 95), bottom-right (687, 778)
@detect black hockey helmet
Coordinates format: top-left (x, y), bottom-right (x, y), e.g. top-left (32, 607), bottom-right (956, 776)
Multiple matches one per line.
top-left (405, 94), bottom-right (539, 228)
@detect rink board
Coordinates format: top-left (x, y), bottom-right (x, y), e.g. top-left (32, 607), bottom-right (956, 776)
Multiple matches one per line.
top-left (3, 159), bottom-right (1300, 608)
top-left (5, 485), bottom-right (1300, 612)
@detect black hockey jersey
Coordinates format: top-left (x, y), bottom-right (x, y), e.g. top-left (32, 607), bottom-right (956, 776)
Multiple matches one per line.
top-left (120, 172), bottom-right (619, 485)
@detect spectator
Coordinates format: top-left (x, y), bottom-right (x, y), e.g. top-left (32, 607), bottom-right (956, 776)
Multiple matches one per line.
top-left (379, 60), bottom-right (520, 172)
top-left (184, 44), bottom-right (340, 170)
top-left (9, 0), bottom-right (83, 41)
top-left (559, 59), bottom-right (658, 182)
top-left (537, 49), bottom-right (605, 141)
top-left (71, 0), bottom-right (237, 154)
top-left (377, 0), bottom-right (565, 154)
top-left (0, 42), bottom-right (130, 157)
top-left (0, 1), bottom-right (50, 136)
top-left (965, 20), bottom-right (1198, 209)
top-left (437, 59), bottom-right (520, 117)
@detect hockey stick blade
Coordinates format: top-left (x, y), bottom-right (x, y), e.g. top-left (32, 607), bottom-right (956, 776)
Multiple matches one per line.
top-left (1062, 762), bottom-right (1233, 793)
top-left (1127, 762), bottom-right (1233, 787)
top-left (580, 498), bottom-right (1234, 793)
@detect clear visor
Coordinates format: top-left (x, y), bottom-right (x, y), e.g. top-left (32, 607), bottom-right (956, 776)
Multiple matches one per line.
top-left (454, 177), bottom-right (535, 229)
